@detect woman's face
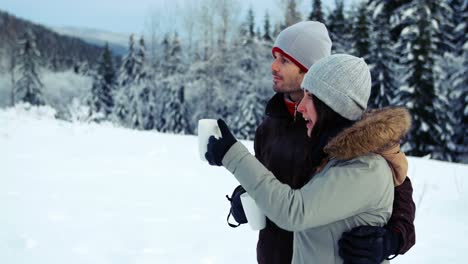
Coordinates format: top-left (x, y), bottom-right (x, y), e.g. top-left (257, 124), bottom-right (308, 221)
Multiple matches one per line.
top-left (297, 90), bottom-right (318, 137)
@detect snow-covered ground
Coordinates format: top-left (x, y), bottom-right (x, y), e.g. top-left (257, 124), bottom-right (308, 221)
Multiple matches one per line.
top-left (1, 105), bottom-right (467, 264)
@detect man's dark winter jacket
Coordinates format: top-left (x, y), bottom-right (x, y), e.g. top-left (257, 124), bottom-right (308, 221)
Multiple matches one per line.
top-left (253, 93), bottom-right (416, 264)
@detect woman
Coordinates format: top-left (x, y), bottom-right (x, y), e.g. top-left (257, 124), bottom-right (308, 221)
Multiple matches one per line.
top-left (205, 54), bottom-right (411, 263)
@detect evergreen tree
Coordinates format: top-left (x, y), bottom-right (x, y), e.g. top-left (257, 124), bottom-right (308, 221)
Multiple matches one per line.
top-left (352, 1), bottom-right (371, 59)
top-left (247, 7), bottom-right (256, 39)
top-left (157, 32), bottom-right (190, 132)
top-left (435, 52), bottom-right (459, 162)
top-left (163, 85), bottom-right (190, 134)
top-left (128, 36), bottom-right (157, 130)
top-left (368, 4), bottom-right (400, 109)
top-left (450, 0), bottom-right (467, 56)
top-left (113, 35), bottom-right (138, 124)
top-left (155, 81), bottom-right (170, 132)
top-left (90, 43), bottom-right (116, 118)
top-left (231, 88), bottom-right (265, 140)
top-left (161, 34), bottom-right (171, 77)
top-left (283, 0), bottom-right (302, 28)
top-left (369, 0), bottom-right (460, 161)
top-left (226, 18), bottom-right (270, 139)
top-left (427, 0), bottom-right (454, 55)
top-left (327, 0), bottom-right (352, 53)
top-left (447, 0), bottom-right (468, 162)
top-left (14, 30), bottom-right (45, 106)
top-left (256, 27), bottom-right (262, 40)
top-left (136, 36), bottom-right (149, 81)
top-left (309, 0), bottom-right (325, 23)
top-left (167, 32), bottom-right (185, 75)
top-left (263, 11), bottom-right (273, 42)
top-left (450, 50), bottom-right (468, 162)
top-left (273, 23), bottom-right (282, 39)
top-left (398, 0), bottom-right (441, 158)
top-left (134, 82), bottom-right (157, 130)
top-left (118, 35), bottom-right (138, 87)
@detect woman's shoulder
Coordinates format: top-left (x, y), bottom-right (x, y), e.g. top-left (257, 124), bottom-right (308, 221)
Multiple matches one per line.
top-left (333, 153), bottom-right (387, 168)
top-left (328, 154), bottom-right (393, 182)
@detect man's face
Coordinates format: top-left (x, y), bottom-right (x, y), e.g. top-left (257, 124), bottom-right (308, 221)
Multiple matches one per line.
top-left (271, 51), bottom-right (305, 100)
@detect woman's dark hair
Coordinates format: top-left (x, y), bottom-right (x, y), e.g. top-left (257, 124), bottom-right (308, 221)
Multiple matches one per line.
top-left (302, 94), bottom-right (354, 177)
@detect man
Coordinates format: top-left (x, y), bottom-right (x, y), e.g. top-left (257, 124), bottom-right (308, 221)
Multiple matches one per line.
top-left (232, 21), bottom-right (415, 264)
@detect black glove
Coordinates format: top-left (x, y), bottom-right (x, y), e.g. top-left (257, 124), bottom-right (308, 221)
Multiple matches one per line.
top-left (338, 226), bottom-right (401, 264)
top-left (205, 119), bottom-right (237, 166)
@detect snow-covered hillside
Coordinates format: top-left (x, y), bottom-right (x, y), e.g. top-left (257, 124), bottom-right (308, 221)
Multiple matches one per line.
top-left (53, 26), bottom-right (128, 55)
top-left (1, 105), bottom-right (467, 264)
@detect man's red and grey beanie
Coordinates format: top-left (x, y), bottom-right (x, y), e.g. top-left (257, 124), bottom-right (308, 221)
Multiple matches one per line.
top-left (272, 21), bottom-right (332, 72)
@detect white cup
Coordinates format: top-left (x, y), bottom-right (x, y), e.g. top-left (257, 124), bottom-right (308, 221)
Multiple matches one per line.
top-left (198, 119), bottom-right (222, 161)
top-left (240, 192), bottom-right (266, 230)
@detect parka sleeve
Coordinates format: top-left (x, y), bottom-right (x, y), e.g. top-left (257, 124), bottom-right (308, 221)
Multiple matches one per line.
top-left (387, 177), bottom-right (416, 254)
top-left (222, 142), bottom-right (394, 232)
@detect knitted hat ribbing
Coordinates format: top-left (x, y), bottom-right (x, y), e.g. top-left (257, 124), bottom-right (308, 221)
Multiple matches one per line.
top-left (301, 54), bottom-right (371, 120)
top-left (273, 21), bottom-right (332, 72)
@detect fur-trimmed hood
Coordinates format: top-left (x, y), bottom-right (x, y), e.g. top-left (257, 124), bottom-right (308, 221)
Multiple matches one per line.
top-left (324, 107), bottom-right (412, 186)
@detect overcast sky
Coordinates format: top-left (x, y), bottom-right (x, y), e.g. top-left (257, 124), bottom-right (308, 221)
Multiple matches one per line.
top-left (2, 0), bottom-right (339, 35)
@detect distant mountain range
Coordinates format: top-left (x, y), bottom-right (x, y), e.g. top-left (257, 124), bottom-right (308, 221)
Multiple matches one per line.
top-left (0, 10), bottom-right (127, 72)
top-left (53, 26), bottom-right (129, 56)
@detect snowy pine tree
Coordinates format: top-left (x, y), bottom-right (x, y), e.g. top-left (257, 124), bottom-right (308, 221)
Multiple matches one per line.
top-left (113, 35), bottom-right (139, 125)
top-left (163, 32), bottom-right (186, 76)
top-left (163, 85), bottom-right (191, 134)
top-left (181, 7), bottom-right (272, 137)
top-left (327, 0), bottom-right (352, 53)
top-left (135, 82), bottom-right (157, 130)
top-left (157, 32), bottom-right (194, 133)
top-left (448, 0), bottom-right (468, 162)
top-left (368, 2), bottom-right (400, 108)
top-left (129, 37), bottom-right (157, 130)
top-left (14, 30), bottom-right (45, 106)
top-left (231, 87), bottom-right (265, 140)
top-left (118, 35), bottom-right (139, 87)
top-left (450, 50), bottom-right (468, 162)
top-left (435, 52), bottom-right (460, 162)
top-left (352, 1), bottom-right (371, 59)
top-left (309, 0), bottom-right (325, 23)
top-left (282, 0), bottom-right (302, 28)
top-left (427, 0), bottom-right (454, 55)
top-left (451, 0), bottom-right (467, 55)
top-left (161, 34), bottom-right (171, 77)
top-left (396, 0), bottom-right (442, 158)
top-left (247, 7), bottom-right (256, 39)
top-left (226, 16), bottom-right (271, 139)
top-left (263, 11), bottom-right (273, 42)
top-left (89, 43), bottom-right (116, 118)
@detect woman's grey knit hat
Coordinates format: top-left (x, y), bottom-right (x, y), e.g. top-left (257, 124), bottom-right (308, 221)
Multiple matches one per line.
top-left (301, 54), bottom-right (371, 120)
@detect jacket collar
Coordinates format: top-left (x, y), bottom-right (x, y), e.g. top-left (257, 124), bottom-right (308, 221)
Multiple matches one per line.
top-left (265, 93), bottom-right (296, 119)
top-left (265, 93), bottom-right (291, 118)
top-left (320, 107), bottom-right (411, 186)
top-left (324, 107), bottom-right (411, 161)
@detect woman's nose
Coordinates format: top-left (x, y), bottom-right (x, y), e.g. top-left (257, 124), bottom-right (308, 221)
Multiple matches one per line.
top-left (297, 97), bottom-right (305, 113)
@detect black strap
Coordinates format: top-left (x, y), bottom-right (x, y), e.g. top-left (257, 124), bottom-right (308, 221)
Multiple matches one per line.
top-left (226, 194), bottom-right (241, 228)
top-left (227, 210), bottom-right (241, 228)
